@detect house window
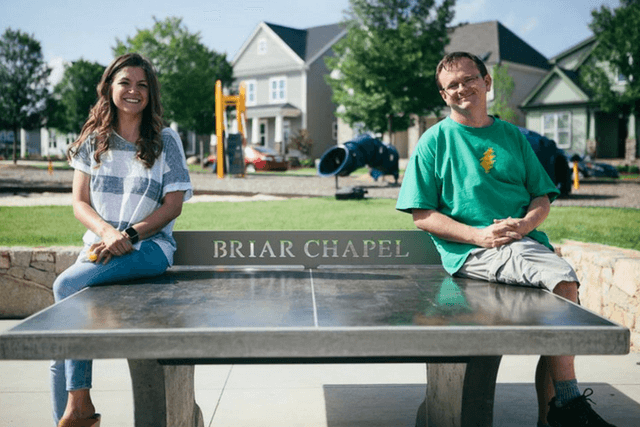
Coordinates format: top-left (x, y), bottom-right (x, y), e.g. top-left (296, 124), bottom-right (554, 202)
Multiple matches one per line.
top-left (615, 58), bottom-right (630, 84)
top-left (49, 130), bottom-right (57, 149)
top-left (245, 80), bottom-right (257, 106)
top-left (542, 112), bottom-right (571, 148)
top-left (269, 76), bottom-right (286, 103)
top-left (258, 38), bottom-right (267, 55)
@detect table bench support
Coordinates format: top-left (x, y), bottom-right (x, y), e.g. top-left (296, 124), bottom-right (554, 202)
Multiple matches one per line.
top-left (415, 356), bottom-right (502, 427)
top-left (128, 359), bottom-right (204, 427)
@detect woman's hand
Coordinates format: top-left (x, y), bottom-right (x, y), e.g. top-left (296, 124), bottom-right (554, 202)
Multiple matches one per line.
top-left (87, 231), bottom-right (133, 264)
top-left (88, 242), bottom-right (112, 264)
top-left (100, 227), bottom-right (134, 257)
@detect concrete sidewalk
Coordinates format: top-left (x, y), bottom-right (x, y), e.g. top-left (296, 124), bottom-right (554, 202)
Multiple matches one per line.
top-left (1, 320), bottom-right (639, 427)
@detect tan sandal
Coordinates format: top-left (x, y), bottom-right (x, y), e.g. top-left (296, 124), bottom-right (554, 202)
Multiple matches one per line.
top-left (57, 413), bottom-right (101, 427)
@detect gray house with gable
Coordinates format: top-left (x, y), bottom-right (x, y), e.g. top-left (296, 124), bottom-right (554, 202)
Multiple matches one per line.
top-left (232, 22), bottom-right (346, 160)
top-left (521, 36), bottom-right (639, 161)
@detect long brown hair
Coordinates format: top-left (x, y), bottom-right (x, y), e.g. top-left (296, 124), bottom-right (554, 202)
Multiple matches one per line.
top-left (67, 53), bottom-right (164, 168)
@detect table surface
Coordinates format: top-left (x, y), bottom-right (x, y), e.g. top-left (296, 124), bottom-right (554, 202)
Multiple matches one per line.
top-left (0, 266), bottom-right (630, 361)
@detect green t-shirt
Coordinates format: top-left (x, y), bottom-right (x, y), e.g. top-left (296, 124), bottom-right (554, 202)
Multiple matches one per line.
top-left (396, 117), bottom-right (559, 274)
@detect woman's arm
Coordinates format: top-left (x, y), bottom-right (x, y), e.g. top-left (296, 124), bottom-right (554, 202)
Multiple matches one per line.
top-left (72, 170), bottom-right (132, 262)
top-left (125, 191), bottom-right (185, 241)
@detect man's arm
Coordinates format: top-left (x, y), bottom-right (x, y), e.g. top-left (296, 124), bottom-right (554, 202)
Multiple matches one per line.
top-left (412, 195), bottom-right (551, 249)
top-left (493, 195), bottom-right (551, 237)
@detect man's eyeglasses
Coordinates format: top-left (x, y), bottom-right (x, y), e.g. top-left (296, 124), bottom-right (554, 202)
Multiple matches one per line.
top-left (440, 74), bottom-right (483, 96)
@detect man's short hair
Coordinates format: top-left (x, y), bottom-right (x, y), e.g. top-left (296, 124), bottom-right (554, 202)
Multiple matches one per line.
top-left (435, 52), bottom-right (489, 90)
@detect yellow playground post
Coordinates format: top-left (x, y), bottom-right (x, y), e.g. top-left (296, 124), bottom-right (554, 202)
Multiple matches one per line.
top-left (215, 80), bottom-right (246, 178)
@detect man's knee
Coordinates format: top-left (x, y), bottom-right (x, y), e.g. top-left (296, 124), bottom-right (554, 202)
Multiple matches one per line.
top-left (553, 281), bottom-right (579, 302)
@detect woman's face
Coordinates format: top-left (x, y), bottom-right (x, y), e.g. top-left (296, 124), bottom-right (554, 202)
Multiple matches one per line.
top-left (110, 66), bottom-right (149, 119)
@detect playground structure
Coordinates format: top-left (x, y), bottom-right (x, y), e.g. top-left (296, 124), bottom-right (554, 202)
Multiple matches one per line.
top-left (215, 80), bottom-right (246, 178)
top-left (317, 134), bottom-right (400, 182)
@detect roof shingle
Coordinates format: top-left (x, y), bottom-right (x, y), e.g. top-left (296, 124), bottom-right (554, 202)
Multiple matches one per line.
top-left (446, 21), bottom-right (550, 70)
top-left (264, 22), bottom-right (344, 62)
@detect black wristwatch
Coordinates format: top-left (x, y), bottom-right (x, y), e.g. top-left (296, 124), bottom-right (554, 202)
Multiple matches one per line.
top-left (124, 227), bottom-right (139, 244)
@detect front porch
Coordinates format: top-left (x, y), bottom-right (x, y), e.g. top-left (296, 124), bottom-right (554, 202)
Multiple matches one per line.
top-left (246, 103), bottom-right (302, 154)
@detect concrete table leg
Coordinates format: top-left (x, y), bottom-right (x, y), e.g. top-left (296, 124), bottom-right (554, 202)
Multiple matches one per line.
top-left (415, 356), bottom-right (502, 427)
top-left (127, 359), bottom-right (204, 427)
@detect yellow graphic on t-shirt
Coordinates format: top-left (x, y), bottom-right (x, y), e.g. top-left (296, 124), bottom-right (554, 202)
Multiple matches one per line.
top-left (480, 148), bottom-right (496, 173)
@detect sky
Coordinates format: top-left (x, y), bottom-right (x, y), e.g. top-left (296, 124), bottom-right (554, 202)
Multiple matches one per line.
top-left (1, 0), bottom-right (622, 86)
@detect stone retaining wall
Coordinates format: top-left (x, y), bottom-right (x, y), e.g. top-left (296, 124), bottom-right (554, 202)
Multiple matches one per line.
top-left (1, 243), bottom-right (638, 352)
top-left (0, 246), bottom-right (81, 318)
top-left (556, 241), bottom-right (640, 352)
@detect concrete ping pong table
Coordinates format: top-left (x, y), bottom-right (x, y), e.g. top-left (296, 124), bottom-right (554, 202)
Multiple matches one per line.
top-left (0, 230), bottom-right (630, 427)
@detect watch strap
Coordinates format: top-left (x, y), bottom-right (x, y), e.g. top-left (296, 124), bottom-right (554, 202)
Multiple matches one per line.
top-left (124, 227), bottom-right (139, 244)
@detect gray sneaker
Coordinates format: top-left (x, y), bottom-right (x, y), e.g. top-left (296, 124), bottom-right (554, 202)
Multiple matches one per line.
top-left (547, 389), bottom-right (615, 427)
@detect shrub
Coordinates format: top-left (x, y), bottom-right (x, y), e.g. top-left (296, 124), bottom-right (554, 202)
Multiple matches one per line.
top-left (288, 129), bottom-right (313, 157)
top-left (300, 158), bottom-right (315, 168)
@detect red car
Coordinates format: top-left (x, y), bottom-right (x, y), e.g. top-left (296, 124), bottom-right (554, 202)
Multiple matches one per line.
top-left (205, 145), bottom-right (288, 173)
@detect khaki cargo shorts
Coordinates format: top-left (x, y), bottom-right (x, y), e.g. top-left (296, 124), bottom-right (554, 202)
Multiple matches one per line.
top-left (454, 237), bottom-right (579, 292)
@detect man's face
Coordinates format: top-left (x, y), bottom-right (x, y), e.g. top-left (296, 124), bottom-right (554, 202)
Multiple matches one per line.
top-left (437, 58), bottom-right (492, 118)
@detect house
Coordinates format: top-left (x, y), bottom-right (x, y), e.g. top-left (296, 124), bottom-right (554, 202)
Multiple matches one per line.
top-left (232, 21), bottom-right (346, 160)
top-left (337, 20), bottom-right (552, 159)
top-left (520, 36), bottom-right (638, 161)
top-left (0, 129), bottom-right (63, 159)
top-left (0, 130), bottom-right (14, 159)
top-left (0, 128), bottom-right (85, 160)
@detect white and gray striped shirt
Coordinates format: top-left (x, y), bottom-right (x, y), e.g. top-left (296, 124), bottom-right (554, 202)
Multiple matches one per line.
top-left (70, 128), bottom-right (193, 265)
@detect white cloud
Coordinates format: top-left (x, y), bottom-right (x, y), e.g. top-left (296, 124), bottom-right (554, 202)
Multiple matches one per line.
top-left (48, 57), bottom-right (68, 88)
top-left (502, 12), bottom-right (517, 29)
top-left (520, 17), bottom-right (538, 35)
top-left (454, 0), bottom-right (489, 23)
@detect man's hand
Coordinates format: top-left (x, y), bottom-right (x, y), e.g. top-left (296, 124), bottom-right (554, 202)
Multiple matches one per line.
top-left (476, 217), bottom-right (524, 248)
top-left (494, 216), bottom-right (526, 235)
top-left (412, 197), bottom-right (550, 250)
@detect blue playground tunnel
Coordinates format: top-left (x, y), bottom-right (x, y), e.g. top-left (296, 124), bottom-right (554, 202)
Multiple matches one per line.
top-left (317, 135), bottom-right (400, 182)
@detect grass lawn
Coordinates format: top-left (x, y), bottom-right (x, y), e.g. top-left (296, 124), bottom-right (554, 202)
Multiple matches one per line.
top-left (620, 173), bottom-right (640, 180)
top-left (1, 199), bottom-right (639, 251)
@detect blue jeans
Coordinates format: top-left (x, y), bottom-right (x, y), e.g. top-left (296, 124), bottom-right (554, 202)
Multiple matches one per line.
top-left (50, 240), bottom-right (169, 424)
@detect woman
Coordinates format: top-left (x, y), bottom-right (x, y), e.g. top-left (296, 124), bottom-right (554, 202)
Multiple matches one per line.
top-left (51, 53), bottom-right (192, 427)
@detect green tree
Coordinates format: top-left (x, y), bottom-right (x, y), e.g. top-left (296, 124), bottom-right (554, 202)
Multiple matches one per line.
top-left (581, 0), bottom-right (640, 115)
top-left (48, 59), bottom-right (105, 134)
top-left (0, 28), bottom-right (50, 163)
top-left (325, 0), bottom-right (455, 140)
top-left (489, 64), bottom-right (517, 123)
top-left (113, 16), bottom-right (233, 135)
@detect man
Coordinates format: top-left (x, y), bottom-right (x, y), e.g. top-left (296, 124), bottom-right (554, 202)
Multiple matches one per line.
top-left (396, 52), bottom-right (615, 427)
